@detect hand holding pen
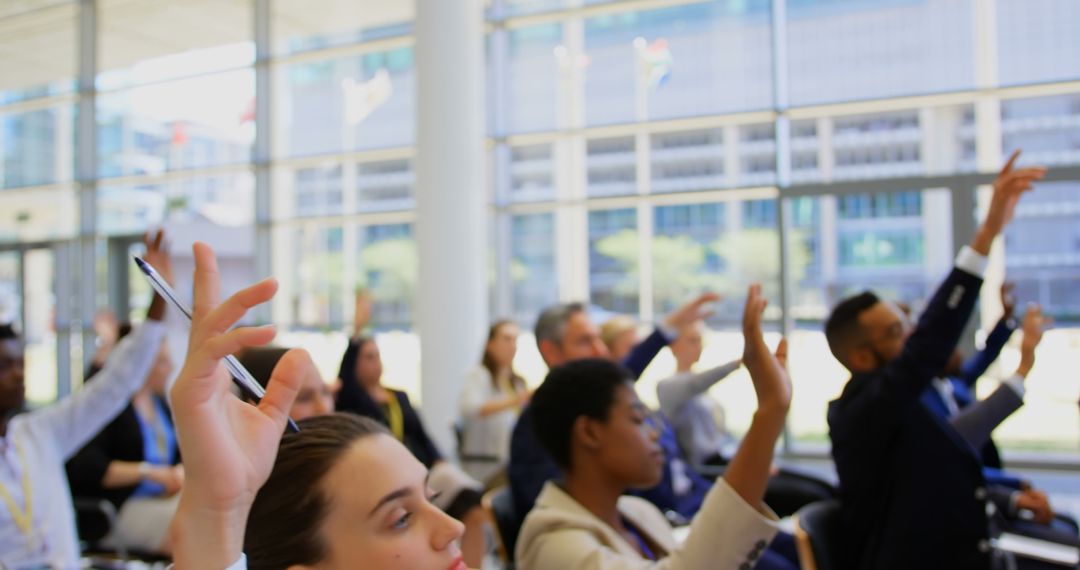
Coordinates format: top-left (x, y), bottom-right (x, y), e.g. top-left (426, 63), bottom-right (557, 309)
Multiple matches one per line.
top-left (135, 247), bottom-right (300, 433)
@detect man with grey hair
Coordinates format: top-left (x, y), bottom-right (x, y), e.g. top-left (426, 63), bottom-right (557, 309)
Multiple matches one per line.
top-left (507, 293), bottom-right (717, 519)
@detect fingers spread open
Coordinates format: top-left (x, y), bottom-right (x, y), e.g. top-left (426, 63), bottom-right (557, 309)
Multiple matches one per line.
top-left (198, 325), bottom-right (277, 365)
top-left (199, 278), bottom-right (278, 340)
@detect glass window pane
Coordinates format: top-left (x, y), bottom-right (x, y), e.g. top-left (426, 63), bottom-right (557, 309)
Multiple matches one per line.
top-left (98, 0), bottom-right (253, 89)
top-left (358, 223), bottom-right (415, 330)
top-left (357, 158), bottom-right (414, 212)
top-left (0, 2), bottom-right (77, 103)
top-left (292, 225), bottom-right (346, 329)
top-left (997, 0), bottom-right (1080, 86)
top-left (653, 200), bottom-right (782, 325)
top-left (588, 208), bottom-right (638, 313)
top-left (788, 0), bottom-right (975, 105)
top-left (1, 104), bottom-right (75, 189)
top-left (293, 164), bottom-right (343, 218)
top-left (785, 189), bottom-right (954, 450)
top-left (272, 0), bottom-right (413, 55)
top-left (790, 104), bottom-right (976, 185)
top-left (509, 143), bottom-right (556, 202)
top-left (0, 253), bottom-right (16, 324)
top-left (587, 136), bottom-right (636, 197)
top-left (97, 172), bottom-right (255, 236)
top-left (276, 48), bottom-right (415, 157)
top-left (650, 128), bottom-right (725, 194)
top-left (0, 186), bottom-right (78, 243)
top-left (96, 70), bottom-right (255, 177)
top-left (499, 0), bottom-right (567, 17)
top-left (584, 1), bottom-right (773, 126)
top-left (738, 123), bottom-right (777, 186)
top-left (1002, 94), bottom-right (1080, 167)
top-left (22, 248), bottom-right (57, 405)
top-left (504, 23), bottom-right (563, 134)
top-left (511, 212), bottom-right (557, 323)
top-left (1003, 180), bottom-right (1080, 320)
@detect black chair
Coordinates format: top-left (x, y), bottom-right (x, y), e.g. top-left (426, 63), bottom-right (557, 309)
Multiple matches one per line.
top-left (793, 499), bottom-right (842, 570)
top-left (482, 486), bottom-right (522, 568)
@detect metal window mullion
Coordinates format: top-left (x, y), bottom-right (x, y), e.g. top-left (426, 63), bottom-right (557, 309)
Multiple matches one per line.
top-left (770, 0), bottom-right (797, 456)
top-left (254, 0), bottom-right (272, 323)
top-left (74, 0), bottom-right (98, 387)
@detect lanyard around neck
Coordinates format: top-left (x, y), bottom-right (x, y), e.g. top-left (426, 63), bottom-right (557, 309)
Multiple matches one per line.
top-left (0, 441), bottom-right (33, 538)
top-left (384, 392), bottom-right (405, 442)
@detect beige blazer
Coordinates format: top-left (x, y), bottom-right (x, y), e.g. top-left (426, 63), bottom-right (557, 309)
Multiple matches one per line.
top-left (515, 479), bottom-right (779, 570)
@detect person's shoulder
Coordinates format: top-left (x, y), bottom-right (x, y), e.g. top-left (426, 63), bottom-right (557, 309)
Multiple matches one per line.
top-left (617, 495), bottom-right (669, 531)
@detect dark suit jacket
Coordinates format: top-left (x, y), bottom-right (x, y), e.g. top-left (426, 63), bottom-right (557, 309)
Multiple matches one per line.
top-left (336, 339), bottom-right (443, 468)
top-left (921, 317), bottom-right (1024, 488)
top-left (508, 328), bottom-right (670, 515)
top-left (828, 266), bottom-right (993, 570)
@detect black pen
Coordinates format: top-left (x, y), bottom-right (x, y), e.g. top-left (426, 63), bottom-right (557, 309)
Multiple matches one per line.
top-left (134, 256), bottom-right (300, 433)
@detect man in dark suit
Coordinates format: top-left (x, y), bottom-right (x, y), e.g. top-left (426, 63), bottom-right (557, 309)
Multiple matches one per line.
top-left (825, 150), bottom-right (1047, 569)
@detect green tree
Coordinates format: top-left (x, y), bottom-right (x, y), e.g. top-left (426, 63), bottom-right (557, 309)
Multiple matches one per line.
top-left (358, 237), bottom-right (417, 309)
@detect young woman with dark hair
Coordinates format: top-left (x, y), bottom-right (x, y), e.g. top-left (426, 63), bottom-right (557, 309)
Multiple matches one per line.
top-left (169, 243), bottom-right (468, 570)
top-left (335, 335), bottom-right (488, 568)
top-left (515, 284), bottom-right (791, 570)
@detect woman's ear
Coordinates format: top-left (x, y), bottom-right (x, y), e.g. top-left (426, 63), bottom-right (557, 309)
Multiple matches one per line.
top-left (573, 415), bottom-right (604, 453)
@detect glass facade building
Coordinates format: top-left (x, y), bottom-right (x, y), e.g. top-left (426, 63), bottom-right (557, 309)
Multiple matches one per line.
top-left (1, 0), bottom-right (1078, 460)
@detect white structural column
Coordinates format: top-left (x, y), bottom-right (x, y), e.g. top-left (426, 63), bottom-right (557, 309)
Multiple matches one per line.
top-left (415, 0), bottom-right (489, 456)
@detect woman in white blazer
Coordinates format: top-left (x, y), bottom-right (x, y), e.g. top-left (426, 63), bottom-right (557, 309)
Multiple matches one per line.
top-left (516, 284), bottom-right (791, 570)
top-left (458, 320), bottom-right (530, 483)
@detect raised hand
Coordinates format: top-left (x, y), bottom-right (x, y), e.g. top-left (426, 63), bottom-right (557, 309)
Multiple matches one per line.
top-left (1000, 282), bottom-right (1016, 320)
top-left (723, 284), bottom-right (791, 508)
top-left (663, 291), bottom-right (720, 332)
top-left (170, 242), bottom-right (309, 569)
top-left (1017, 303), bottom-right (1052, 378)
top-left (741, 284), bottom-right (791, 414)
top-left (142, 228), bottom-right (173, 285)
top-left (353, 288), bottom-right (374, 336)
top-left (973, 150), bottom-right (1046, 254)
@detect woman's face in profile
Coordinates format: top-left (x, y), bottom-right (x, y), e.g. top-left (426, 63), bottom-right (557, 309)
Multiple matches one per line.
top-left (355, 341), bottom-right (384, 385)
top-left (306, 434), bottom-right (466, 570)
top-left (588, 384), bottom-right (664, 490)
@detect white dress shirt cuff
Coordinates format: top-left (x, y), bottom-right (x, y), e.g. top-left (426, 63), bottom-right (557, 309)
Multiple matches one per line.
top-left (656, 322), bottom-right (678, 342)
top-left (954, 245), bottom-right (989, 278)
top-left (1003, 374), bottom-right (1026, 399)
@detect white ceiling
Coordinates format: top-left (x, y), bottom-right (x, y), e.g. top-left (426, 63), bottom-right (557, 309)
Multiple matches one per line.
top-left (0, 0), bottom-right (416, 96)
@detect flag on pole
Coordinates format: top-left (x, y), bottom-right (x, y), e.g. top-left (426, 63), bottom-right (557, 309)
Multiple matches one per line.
top-left (342, 68), bottom-right (394, 126)
top-left (635, 37), bottom-right (673, 90)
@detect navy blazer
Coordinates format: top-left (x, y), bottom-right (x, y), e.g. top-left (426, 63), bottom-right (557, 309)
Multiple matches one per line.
top-left (921, 317), bottom-right (1022, 488)
top-left (828, 266), bottom-right (994, 570)
top-left (508, 328), bottom-right (672, 515)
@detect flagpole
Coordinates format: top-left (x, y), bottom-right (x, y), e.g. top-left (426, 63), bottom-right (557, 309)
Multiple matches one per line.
top-left (633, 37), bottom-right (648, 123)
